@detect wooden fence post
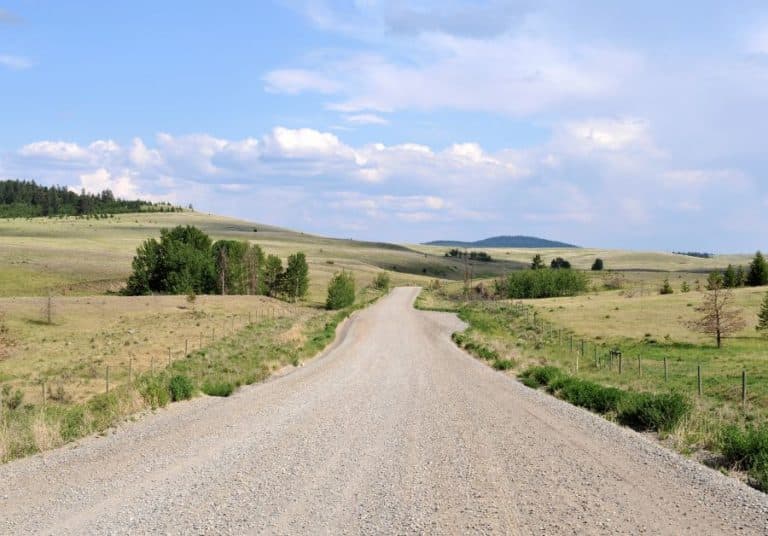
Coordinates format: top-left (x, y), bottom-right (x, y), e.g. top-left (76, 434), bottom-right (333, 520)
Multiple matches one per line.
top-left (664, 356), bottom-right (668, 382)
top-left (697, 364), bottom-right (702, 396)
top-left (106, 366), bottom-right (110, 394)
top-left (742, 369), bottom-right (747, 408)
top-left (637, 356), bottom-right (641, 377)
top-left (618, 353), bottom-right (623, 374)
top-left (185, 339), bottom-right (188, 357)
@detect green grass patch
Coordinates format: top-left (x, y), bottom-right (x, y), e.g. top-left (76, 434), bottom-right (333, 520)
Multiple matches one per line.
top-left (202, 381), bottom-right (235, 397)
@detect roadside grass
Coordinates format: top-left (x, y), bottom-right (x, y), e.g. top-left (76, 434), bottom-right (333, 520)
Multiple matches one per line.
top-left (0, 288), bottom-right (382, 463)
top-left (417, 284), bottom-right (768, 492)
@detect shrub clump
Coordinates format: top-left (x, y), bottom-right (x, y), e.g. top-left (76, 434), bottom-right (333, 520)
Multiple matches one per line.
top-left (202, 381), bottom-right (235, 397)
top-left (326, 271), bottom-right (355, 310)
top-left (616, 392), bottom-right (691, 433)
top-left (497, 269), bottom-right (588, 299)
top-left (168, 374), bottom-right (194, 402)
top-left (138, 375), bottom-right (171, 409)
top-left (492, 358), bottom-right (515, 371)
top-left (558, 378), bottom-right (625, 413)
top-left (372, 272), bottom-right (391, 291)
top-left (520, 365), bottom-right (564, 387)
top-left (719, 424), bottom-right (768, 491)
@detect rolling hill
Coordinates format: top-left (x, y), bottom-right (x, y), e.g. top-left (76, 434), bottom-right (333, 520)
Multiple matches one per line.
top-left (424, 235), bottom-right (578, 248)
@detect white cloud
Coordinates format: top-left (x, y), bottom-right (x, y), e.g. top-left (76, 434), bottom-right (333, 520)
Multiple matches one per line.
top-left (77, 168), bottom-right (143, 199)
top-left (0, 54), bottom-right (33, 70)
top-left (344, 113), bottom-right (390, 125)
top-left (264, 35), bottom-right (641, 117)
top-left (747, 25), bottom-right (768, 55)
top-left (558, 117), bottom-right (655, 154)
top-left (19, 141), bottom-right (90, 161)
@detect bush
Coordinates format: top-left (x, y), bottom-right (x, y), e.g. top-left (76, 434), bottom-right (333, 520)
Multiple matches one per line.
top-left (168, 374), bottom-right (194, 402)
top-left (138, 375), bottom-right (171, 409)
top-left (558, 379), bottom-right (625, 413)
top-left (202, 381), bottom-right (235, 397)
top-left (1, 385), bottom-right (24, 410)
top-left (492, 358), bottom-right (515, 371)
top-left (502, 269), bottom-right (588, 299)
top-left (660, 279), bottom-right (674, 295)
top-left (591, 258), bottom-right (604, 271)
top-left (520, 365), bottom-right (564, 387)
top-left (372, 272), bottom-right (391, 291)
top-left (719, 424), bottom-right (768, 491)
top-left (60, 406), bottom-right (86, 442)
top-left (616, 392), bottom-right (691, 432)
top-left (326, 271), bottom-right (355, 310)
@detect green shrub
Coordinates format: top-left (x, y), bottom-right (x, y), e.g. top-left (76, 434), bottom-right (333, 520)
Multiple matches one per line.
top-left (617, 392), bottom-right (691, 432)
top-left (520, 376), bottom-right (540, 388)
top-left (138, 375), bottom-right (171, 409)
top-left (326, 271), bottom-right (355, 310)
top-left (87, 392), bottom-right (120, 432)
top-left (372, 272), bottom-right (391, 291)
top-left (719, 424), bottom-right (768, 470)
top-left (493, 358), bottom-right (515, 371)
top-left (202, 381), bottom-right (235, 397)
top-left (558, 379), bottom-right (625, 413)
top-left (168, 374), bottom-right (194, 402)
top-left (60, 406), bottom-right (87, 442)
top-left (521, 366), bottom-right (563, 387)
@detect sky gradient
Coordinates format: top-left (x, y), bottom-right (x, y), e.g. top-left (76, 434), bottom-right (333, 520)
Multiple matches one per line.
top-left (1, 1), bottom-right (768, 252)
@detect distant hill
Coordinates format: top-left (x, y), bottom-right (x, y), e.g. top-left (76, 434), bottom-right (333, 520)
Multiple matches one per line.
top-left (424, 235), bottom-right (578, 248)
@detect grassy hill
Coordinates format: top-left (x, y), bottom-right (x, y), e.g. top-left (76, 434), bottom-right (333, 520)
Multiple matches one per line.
top-left (0, 212), bottom-right (524, 301)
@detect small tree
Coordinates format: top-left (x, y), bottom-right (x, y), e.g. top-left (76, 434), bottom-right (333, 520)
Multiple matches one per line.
top-left (680, 281), bottom-right (690, 293)
top-left (550, 257), bottom-right (571, 269)
top-left (723, 264), bottom-right (737, 288)
top-left (591, 258), bottom-right (604, 271)
top-left (660, 279), bottom-right (674, 295)
top-left (263, 255), bottom-right (284, 297)
top-left (757, 291), bottom-right (768, 335)
top-left (531, 254), bottom-right (545, 270)
top-left (282, 252), bottom-right (309, 302)
top-left (186, 292), bottom-right (197, 312)
top-left (748, 251), bottom-right (768, 287)
top-left (735, 265), bottom-right (746, 287)
top-left (326, 271), bottom-right (355, 310)
top-left (688, 272), bottom-right (746, 348)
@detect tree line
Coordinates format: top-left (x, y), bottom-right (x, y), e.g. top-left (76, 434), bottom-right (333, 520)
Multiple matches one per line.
top-left (445, 249), bottom-right (493, 262)
top-left (0, 179), bottom-right (180, 218)
top-left (125, 225), bottom-right (308, 301)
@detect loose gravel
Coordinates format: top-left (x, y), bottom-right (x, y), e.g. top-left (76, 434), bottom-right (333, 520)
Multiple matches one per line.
top-left (0, 287), bottom-right (766, 535)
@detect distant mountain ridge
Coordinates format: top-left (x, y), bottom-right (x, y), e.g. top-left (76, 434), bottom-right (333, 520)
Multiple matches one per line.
top-left (424, 235), bottom-right (578, 248)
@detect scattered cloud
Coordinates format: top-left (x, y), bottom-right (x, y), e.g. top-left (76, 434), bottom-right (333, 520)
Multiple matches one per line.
top-left (344, 113), bottom-right (390, 125)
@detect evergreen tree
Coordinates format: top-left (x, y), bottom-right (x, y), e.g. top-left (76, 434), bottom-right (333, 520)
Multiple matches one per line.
top-left (757, 291), bottom-right (768, 335)
top-left (660, 278), bottom-right (674, 295)
top-left (681, 281), bottom-right (690, 293)
top-left (747, 251), bottom-right (768, 287)
top-left (591, 258), bottom-right (604, 271)
top-left (723, 264), bottom-right (737, 288)
top-left (550, 257), bottom-right (571, 269)
top-left (531, 254), bottom-right (545, 270)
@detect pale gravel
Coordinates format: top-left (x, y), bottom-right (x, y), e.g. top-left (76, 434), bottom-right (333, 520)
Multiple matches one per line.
top-left (0, 287), bottom-right (766, 535)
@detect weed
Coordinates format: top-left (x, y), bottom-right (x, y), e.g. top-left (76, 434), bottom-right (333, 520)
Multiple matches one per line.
top-left (493, 359), bottom-right (515, 371)
top-left (138, 375), bottom-right (171, 409)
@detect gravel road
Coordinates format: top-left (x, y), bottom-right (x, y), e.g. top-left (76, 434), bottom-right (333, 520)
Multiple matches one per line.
top-left (1, 287), bottom-right (767, 535)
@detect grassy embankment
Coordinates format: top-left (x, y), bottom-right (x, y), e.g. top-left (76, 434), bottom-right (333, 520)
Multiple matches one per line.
top-left (418, 279), bottom-right (768, 490)
top-left (0, 286), bottom-right (382, 463)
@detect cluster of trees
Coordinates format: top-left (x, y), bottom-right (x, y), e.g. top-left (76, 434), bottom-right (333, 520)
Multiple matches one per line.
top-left (495, 268), bottom-right (588, 299)
top-left (445, 249), bottom-right (492, 262)
top-left (673, 251), bottom-right (713, 259)
top-left (530, 254), bottom-right (576, 270)
top-left (718, 252), bottom-right (768, 288)
top-left (125, 225), bottom-right (308, 301)
top-left (0, 180), bottom-right (180, 218)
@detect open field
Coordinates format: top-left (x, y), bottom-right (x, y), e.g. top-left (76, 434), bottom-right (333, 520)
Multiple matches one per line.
top-left (411, 244), bottom-right (754, 272)
top-left (0, 213), bottom-right (523, 301)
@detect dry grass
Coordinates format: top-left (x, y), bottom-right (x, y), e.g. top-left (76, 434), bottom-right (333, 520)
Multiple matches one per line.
top-left (31, 411), bottom-right (62, 452)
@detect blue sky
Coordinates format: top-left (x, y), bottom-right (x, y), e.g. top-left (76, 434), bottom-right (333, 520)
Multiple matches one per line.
top-left (2, 1), bottom-right (768, 252)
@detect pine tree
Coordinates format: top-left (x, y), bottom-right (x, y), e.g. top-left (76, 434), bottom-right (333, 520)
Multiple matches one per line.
top-left (757, 291), bottom-right (768, 335)
top-left (531, 254), bottom-right (545, 270)
top-left (660, 278), bottom-right (674, 295)
top-left (591, 258), bottom-right (604, 271)
top-left (681, 281), bottom-right (690, 293)
top-left (735, 265), bottom-right (746, 287)
top-left (748, 251), bottom-right (768, 287)
top-left (723, 264), bottom-right (737, 288)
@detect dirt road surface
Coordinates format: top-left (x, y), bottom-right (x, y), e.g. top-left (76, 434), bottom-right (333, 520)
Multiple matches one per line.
top-left (1, 287), bottom-right (766, 534)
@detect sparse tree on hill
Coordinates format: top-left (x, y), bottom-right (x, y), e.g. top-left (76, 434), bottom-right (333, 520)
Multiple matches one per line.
top-left (681, 281), bottom-right (690, 293)
top-left (757, 291), bottom-right (768, 336)
top-left (735, 265), bottom-right (746, 287)
top-left (550, 257), bottom-right (571, 269)
top-left (723, 264), bottom-right (737, 288)
top-left (531, 254), bottom-right (545, 270)
top-left (748, 251), bottom-right (768, 287)
top-left (660, 278), bottom-right (674, 295)
top-left (591, 258), bottom-right (604, 271)
top-left (688, 272), bottom-right (746, 348)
